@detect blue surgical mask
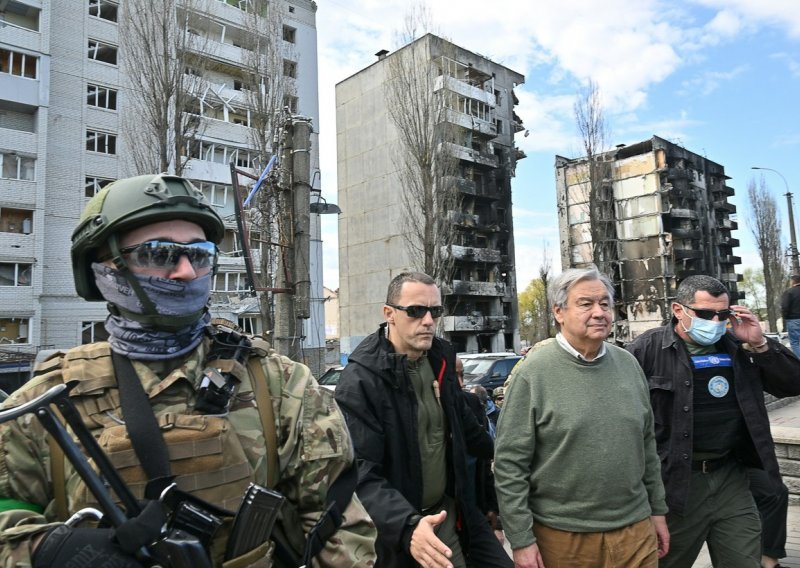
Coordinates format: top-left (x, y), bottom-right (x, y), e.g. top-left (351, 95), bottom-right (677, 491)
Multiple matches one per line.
top-left (683, 316), bottom-right (727, 346)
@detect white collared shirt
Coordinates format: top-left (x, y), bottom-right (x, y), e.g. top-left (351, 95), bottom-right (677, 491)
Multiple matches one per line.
top-left (555, 332), bottom-right (607, 361)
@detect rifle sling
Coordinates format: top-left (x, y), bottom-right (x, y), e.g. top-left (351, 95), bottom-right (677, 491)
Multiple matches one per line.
top-left (48, 427), bottom-right (68, 522)
top-left (246, 356), bottom-right (279, 489)
top-left (112, 352), bottom-right (172, 490)
top-left (245, 354), bottom-right (357, 565)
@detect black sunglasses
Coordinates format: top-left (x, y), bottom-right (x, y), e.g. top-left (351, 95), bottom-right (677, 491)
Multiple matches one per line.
top-left (115, 240), bottom-right (217, 270)
top-left (386, 303), bottom-right (444, 319)
top-left (680, 304), bottom-right (733, 321)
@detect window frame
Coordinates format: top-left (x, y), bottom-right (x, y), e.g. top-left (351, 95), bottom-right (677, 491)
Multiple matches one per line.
top-left (84, 176), bottom-right (114, 197)
top-left (0, 48), bottom-right (37, 79)
top-left (1, 153), bottom-right (35, 181)
top-left (87, 39), bottom-right (118, 66)
top-left (0, 262), bottom-right (32, 286)
top-left (85, 130), bottom-right (117, 155)
top-left (86, 83), bottom-right (118, 111)
top-left (88, 0), bottom-right (119, 22)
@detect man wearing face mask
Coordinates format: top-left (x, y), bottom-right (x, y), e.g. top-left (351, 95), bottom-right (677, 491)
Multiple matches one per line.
top-left (0, 174), bottom-right (376, 567)
top-left (626, 275), bottom-right (800, 568)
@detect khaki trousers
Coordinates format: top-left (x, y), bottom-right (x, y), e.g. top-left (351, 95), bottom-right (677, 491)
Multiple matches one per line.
top-left (534, 517), bottom-right (658, 568)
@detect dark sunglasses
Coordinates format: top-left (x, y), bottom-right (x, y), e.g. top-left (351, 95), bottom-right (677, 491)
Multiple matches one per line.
top-left (115, 240), bottom-right (217, 270)
top-left (386, 303), bottom-right (444, 319)
top-left (680, 304), bottom-right (733, 321)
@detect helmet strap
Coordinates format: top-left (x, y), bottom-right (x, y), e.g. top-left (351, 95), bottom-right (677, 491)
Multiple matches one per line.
top-left (106, 233), bottom-right (160, 318)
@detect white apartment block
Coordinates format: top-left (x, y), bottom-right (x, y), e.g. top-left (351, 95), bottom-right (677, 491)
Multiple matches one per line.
top-left (0, 0), bottom-right (327, 389)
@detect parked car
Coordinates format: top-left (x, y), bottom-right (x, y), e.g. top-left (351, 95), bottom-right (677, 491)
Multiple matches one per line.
top-left (459, 353), bottom-right (521, 395)
top-left (764, 332), bottom-right (791, 349)
top-left (318, 366), bottom-right (344, 392)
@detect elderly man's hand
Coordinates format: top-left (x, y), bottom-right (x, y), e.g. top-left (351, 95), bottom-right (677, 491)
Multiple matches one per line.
top-left (512, 542), bottom-right (545, 568)
top-left (409, 511), bottom-right (453, 568)
top-left (651, 515), bottom-right (670, 558)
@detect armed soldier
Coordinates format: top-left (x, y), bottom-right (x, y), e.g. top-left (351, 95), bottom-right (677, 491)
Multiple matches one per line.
top-left (0, 174), bottom-right (376, 567)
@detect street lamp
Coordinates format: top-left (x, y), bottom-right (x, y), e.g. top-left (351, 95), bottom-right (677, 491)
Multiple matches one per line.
top-left (751, 166), bottom-right (800, 276)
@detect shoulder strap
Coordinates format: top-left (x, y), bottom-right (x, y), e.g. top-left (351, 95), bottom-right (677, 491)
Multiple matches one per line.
top-left (246, 352), bottom-right (357, 565)
top-left (48, 429), bottom-right (68, 521)
top-left (112, 352), bottom-right (173, 494)
top-left (246, 356), bottom-right (279, 489)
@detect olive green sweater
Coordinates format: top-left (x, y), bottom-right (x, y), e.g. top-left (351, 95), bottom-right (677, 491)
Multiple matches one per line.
top-left (494, 339), bottom-right (667, 550)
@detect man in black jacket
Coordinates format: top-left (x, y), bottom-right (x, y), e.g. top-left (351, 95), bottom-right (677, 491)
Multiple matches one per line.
top-left (335, 272), bottom-right (512, 568)
top-left (627, 275), bottom-right (800, 567)
top-left (781, 274), bottom-right (800, 357)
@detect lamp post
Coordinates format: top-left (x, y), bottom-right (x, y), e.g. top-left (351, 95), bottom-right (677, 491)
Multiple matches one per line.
top-left (752, 166), bottom-right (800, 276)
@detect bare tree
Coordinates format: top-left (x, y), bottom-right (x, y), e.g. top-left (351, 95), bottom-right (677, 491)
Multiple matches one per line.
top-left (385, 14), bottom-right (461, 285)
top-left (538, 244), bottom-right (553, 339)
top-left (120, 0), bottom-right (210, 175)
top-left (748, 176), bottom-right (788, 331)
top-left (574, 79), bottom-right (616, 279)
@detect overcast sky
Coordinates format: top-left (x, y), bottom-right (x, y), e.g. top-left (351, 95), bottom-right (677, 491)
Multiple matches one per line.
top-left (313, 0), bottom-right (800, 291)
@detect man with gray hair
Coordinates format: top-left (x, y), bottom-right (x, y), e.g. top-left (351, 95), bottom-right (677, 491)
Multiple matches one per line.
top-left (495, 267), bottom-right (669, 568)
top-left (627, 274), bottom-right (800, 567)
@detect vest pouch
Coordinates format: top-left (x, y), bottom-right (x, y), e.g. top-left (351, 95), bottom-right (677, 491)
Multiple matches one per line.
top-left (221, 540), bottom-right (273, 568)
top-left (73, 414), bottom-right (254, 513)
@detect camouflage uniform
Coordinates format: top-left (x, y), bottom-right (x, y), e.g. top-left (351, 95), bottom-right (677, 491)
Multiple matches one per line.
top-left (0, 335), bottom-right (377, 567)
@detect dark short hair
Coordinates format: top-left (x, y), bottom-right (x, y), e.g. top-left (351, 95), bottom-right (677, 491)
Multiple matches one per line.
top-left (675, 275), bottom-right (729, 305)
top-left (792, 274), bottom-right (800, 285)
top-left (471, 385), bottom-right (488, 405)
top-left (386, 272), bottom-right (436, 304)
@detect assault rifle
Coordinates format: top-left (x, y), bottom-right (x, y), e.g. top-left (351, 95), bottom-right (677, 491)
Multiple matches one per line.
top-left (0, 383), bottom-right (213, 568)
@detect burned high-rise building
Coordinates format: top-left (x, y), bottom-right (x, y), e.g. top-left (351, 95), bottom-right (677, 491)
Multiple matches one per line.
top-left (556, 135), bottom-right (741, 342)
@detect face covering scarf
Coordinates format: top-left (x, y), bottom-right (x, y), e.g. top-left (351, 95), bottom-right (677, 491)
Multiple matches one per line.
top-left (92, 263), bottom-right (211, 360)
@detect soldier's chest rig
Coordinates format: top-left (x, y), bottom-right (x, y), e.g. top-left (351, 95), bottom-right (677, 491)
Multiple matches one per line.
top-left (53, 324), bottom-right (276, 516)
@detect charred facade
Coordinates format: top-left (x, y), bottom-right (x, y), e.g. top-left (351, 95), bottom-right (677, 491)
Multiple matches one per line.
top-left (556, 136), bottom-right (741, 342)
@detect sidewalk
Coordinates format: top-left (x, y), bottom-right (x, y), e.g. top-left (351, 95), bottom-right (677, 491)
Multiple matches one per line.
top-left (693, 397), bottom-right (800, 567)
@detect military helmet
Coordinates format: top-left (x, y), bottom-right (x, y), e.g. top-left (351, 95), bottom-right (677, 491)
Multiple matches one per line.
top-left (72, 174), bottom-right (224, 301)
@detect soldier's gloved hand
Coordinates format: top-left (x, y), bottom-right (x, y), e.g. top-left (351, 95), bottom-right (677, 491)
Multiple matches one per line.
top-left (32, 525), bottom-right (145, 568)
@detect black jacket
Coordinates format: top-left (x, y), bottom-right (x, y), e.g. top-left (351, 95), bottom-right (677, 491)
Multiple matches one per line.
top-left (335, 324), bottom-right (495, 567)
top-left (781, 284), bottom-right (800, 322)
top-left (626, 324), bottom-right (800, 514)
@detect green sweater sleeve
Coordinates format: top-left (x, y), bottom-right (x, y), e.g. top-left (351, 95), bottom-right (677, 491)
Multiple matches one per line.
top-left (494, 366), bottom-right (537, 549)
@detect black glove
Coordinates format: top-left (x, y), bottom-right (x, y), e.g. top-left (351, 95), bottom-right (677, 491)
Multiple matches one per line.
top-left (33, 525), bottom-right (145, 568)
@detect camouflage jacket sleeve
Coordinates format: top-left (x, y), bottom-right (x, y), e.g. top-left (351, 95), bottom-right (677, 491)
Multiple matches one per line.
top-left (259, 352), bottom-right (377, 567)
top-left (0, 359), bottom-right (67, 565)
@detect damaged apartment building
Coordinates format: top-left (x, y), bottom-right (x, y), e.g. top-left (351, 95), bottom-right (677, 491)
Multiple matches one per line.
top-left (555, 135), bottom-right (742, 343)
top-left (336, 33), bottom-right (525, 356)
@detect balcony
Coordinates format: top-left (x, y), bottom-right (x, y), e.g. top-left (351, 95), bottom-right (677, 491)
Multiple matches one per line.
top-left (441, 314), bottom-right (506, 332)
top-left (435, 75), bottom-right (495, 107)
top-left (670, 228), bottom-right (702, 240)
top-left (666, 208), bottom-right (698, 219)
top-left (445, 244), bottom-right (501, 263)
top-left (720, 255), bottom-right (742, 265)
top-left (711, 185), bottom-right (735, 197)
top-left (444, 142), bottom-right (499, 168)
top-left (0, 232), bottom-right (34, 257)
top-left (712, 200), bottom-right (737, 213)
top-left (674, 249), bottom-right (704, 260)
top-left (0, 74), bottom-right (42, 108)
top-left (444, 109), bottom-right (497, 138)
top-left (449, 279), bottom-right (506, 297)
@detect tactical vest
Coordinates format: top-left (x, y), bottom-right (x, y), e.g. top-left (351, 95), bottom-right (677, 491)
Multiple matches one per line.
top-left (39, 326), bottom-right (283, 567)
